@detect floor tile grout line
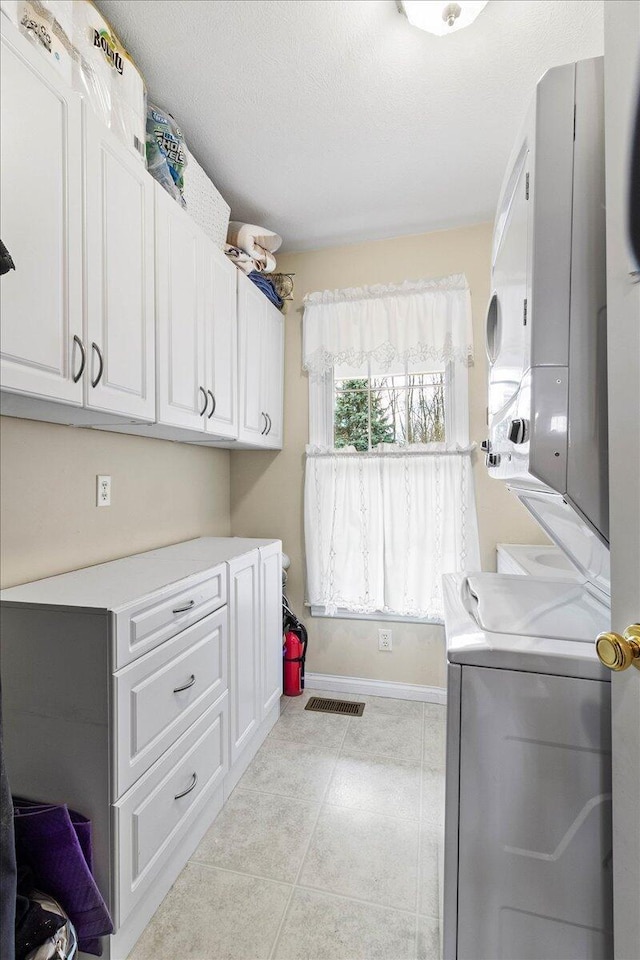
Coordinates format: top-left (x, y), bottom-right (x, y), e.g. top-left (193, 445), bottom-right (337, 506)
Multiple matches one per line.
top-left (181, 860), bottom-right (443, 924)
top-left (231, 784), bottom-right (424, 824)
top-left (186, 858), bottom-right (296, 890)
top-left (291, 880), bottom-right (426, 919)
top-left (267, 713), bottom-right (353, 960)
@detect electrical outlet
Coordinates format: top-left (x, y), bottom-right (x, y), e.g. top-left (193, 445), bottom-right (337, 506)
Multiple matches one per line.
top-left (378, 628), bottom-right (393, 651)
top-left (96, 475), bottom-right (111, 507)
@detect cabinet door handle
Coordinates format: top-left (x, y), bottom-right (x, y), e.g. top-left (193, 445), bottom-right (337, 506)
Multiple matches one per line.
top-left (207, 390), bottom-right (216, 419)
top-left (199, 386), bottom-right (208, 416)
top-left (72, 335), bottom-right (86, 383)
top-left (173, 673), bottom-right (196, 693)
top-left (260, 412), bottom-right (267, 435)
top-left (174, 772), bottom-right (198, 800)
top-left (91, 342), bottom-right (104, 388)
top-left (172, 599), bottom-right (195, 614)
top-left (266, 413), bottom-right (272, 435)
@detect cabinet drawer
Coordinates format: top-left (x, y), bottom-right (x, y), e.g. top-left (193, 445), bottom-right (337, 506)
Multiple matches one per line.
top-left (114, 607), bottom-right (227, 796)
top-left (115, 565), bottom-right (226, 667)
top-left (114, 696), bottom-right (227, 927)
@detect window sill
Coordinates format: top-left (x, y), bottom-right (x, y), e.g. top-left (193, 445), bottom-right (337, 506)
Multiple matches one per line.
top-left (307, 604), bottom-right (443, 626)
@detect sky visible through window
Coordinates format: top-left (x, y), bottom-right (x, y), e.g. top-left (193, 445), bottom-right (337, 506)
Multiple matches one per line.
top-left (334, 369), bottom-right (446, 452)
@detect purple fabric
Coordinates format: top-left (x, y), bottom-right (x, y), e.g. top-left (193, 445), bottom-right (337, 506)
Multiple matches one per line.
top-left (13, 798), bottom-right (113, 956)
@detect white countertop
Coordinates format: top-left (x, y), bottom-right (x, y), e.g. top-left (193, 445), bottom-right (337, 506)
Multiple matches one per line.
top-left (0, 538), bottom-right (279, 612)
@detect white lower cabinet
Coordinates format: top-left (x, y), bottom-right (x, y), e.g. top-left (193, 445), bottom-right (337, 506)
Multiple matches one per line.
top-left (114, 696), bottom-right (228, 927)
top-left (0, 537), bottom-right (282, 960)
top-left (228, 551), bottom-right (261, 765)
top-left (260, 541), bottom-right (285, 718)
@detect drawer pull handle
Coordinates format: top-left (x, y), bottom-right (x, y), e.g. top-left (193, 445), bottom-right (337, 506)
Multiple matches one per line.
top-left (172, 600), bottom-right (195, 615)
top-left (173, 674), bottom-right (196, 693)
top-left (174, 772), bottom-right (198, 800)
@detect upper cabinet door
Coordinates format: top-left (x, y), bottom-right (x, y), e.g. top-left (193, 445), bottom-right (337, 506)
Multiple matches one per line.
top-left (237, 272), bottom-right (268, 443)
top-left (261, 302), bottom-right (284, 449)
top-left (155, 185), bottom-right (206, 432)
top-left (203, 243), bottom-right (238, 439)
top-left (84, 111), bottom-right (155, 420)
top-left (0, 21), bottom-right (83, 405)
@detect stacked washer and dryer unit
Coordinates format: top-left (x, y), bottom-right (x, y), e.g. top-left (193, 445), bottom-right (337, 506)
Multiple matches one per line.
top-left (442, 58), bottom-right (613, 960)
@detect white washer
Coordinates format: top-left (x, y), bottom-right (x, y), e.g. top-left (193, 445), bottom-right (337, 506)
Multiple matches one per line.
top-left (496, 543), bottom-right (583, 581)
top-left (442, 497), bottom-right (613, 960)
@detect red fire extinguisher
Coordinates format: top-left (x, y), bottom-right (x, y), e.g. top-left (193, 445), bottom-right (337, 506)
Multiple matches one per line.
top-left (283, 629), bottom-right (307, 697)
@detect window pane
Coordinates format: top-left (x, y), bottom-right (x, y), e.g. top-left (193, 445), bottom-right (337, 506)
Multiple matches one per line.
top-left (333, 371), bottom-right (446, 449)
top-left (369, 388), bottom-right (396, 445)
top-left (334, 389), bottom-right (371, 450)
top-left (407, 374), bottom-right (446, 442)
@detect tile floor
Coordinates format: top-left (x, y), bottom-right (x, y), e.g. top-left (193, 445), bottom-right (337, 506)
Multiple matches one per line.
top-left (130, 690), bottom-right (446, 960)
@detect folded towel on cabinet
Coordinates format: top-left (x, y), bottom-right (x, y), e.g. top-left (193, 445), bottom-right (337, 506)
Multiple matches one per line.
top-left (248, 271), bottom-right (284, 309)
top-left (227, 222), bottom-right (282, 274)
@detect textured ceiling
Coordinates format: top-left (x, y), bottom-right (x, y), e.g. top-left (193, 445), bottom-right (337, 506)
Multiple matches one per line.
top-left (95, 0), bottom-right (603, 252)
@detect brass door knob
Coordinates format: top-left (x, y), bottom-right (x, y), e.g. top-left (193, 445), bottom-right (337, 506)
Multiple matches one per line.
top-left (596, 624), bottom-right (640, 671)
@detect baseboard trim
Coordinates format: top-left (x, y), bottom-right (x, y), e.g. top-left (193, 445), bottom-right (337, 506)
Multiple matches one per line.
top-left (304, 672), bottom-right (446, 704)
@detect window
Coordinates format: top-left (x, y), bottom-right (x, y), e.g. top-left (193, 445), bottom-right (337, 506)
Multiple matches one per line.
top-left (302, 275), bottom-right (480, 622)
top-left (311, 358), bottom-right (468, 452)
top-left (334, 366), bottom-right (446, 451)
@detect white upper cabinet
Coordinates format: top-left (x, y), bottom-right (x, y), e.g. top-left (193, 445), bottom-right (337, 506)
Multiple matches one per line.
top-left (237, 272), bottom-right (267, 442)
top-left (0, 21), bottom-right (83, 405)
top-left (0, 17), bottom-right (280, 447)
top-left (155, 184), bottom-right (206, 432)
top-left (237, 272), bottom-right (284, 449)
top-left (202, 240), bottom-right (238, 439)
top-left (262, 303), bottom-right (284, 448)
top-left (84, 110), bottom-right (155, 420)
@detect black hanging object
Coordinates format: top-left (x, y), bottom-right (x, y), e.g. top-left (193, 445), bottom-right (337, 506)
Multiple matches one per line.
top-left (0, 239), bottom-right (16, 276)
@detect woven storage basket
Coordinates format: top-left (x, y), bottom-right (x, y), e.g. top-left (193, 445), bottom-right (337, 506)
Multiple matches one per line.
top-left (183, 152), bottom-right (231, 250)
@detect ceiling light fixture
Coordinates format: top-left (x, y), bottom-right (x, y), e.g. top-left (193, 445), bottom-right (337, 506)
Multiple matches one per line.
top-left (397, 0), bottom-right (489, 36)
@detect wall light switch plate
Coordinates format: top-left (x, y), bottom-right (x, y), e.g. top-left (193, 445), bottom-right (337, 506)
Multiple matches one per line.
top-left (97, 475), bottom-right (111, 507)
top-left (378, 628), bottom-right (392, 651)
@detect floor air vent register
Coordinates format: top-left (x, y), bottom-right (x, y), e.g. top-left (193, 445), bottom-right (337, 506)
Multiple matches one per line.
top-left (304, 697), bottom-right (365, 717)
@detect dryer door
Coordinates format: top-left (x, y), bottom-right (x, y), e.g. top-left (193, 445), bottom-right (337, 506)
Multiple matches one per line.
top-left (488, 144), bottom-right (531, 478)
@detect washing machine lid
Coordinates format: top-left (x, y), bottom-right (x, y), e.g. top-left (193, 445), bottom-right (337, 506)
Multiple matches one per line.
top-left (465, 574), bottom-right (610, 642)
top-left (508, 485), bottom-right (610, 602)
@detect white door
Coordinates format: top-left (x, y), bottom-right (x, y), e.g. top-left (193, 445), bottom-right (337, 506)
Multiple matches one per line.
top-left (237, 272), bottom-right (268, 443)
top-left (203, 243), bottom-right (238, 439)
top-left (261, 302), bottom-right (284, 449)
top-left (260, 542), bottom-right (283, 719)
top-left (603, 5), bottom-right (640, 958)
top-left (84, 111), bottom-right (155, 420)
top-left (228, 552), bottom-right (260, 765)
top-left (0, 20), bottom-right (83, 405)
top-left (155, 185), bottom-right (206, 432)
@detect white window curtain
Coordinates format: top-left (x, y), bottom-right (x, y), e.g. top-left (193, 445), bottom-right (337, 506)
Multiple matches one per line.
top-left (303, 274), bottom-right (481, 622)
top-left (305, 444), bottom-right (480, 620)
top-left (303, 274), bottom-right (473, 378)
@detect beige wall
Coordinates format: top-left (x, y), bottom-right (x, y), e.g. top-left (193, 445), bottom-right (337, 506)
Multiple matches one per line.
top-left (0, 416), bottom-right (230, 588)
top-left (231, 222), bottom-right (547, 688)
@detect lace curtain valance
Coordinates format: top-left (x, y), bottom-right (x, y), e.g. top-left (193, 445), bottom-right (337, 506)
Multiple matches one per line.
top-left (302, 274), bottom-right (473, 377)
